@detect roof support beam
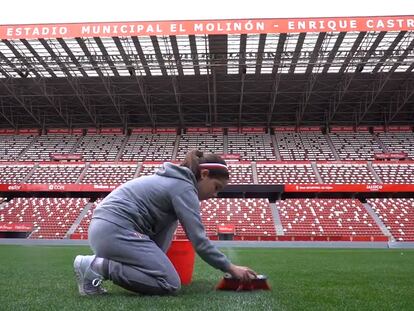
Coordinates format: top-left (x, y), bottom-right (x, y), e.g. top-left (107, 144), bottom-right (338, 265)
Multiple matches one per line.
top-left (206, 71), bottom-right (218, 125)
top-left (254, 34), bottom-right (267, 75)
top-left (356, 37), bottom-right (414, 125)
top-left (213, 72), bottom-right (218, 124)
top-left (169, 36), bottom-right (184, 76)
top-left (40, 39), bottom-right (97, 126)
top-left (238, 34), bottom-right (247, 74)
top-left (208, 35), bottom-right (228, 75)
top-left (0, 66), bottom-right (9, 77)
top-left (81, 37), bottom-right (124, 125)
top-left (150, 36), bottom-right (168, 76)
top-left (327, 32), bottom-right (367, 124)
top-left (266, 73), bottom-right (282, 126)
top-left (172, 77), bottom-right (184, 126)
top-left (0, 78), bottom-right (42, 126)
top-left (3, 39), bottom-right (70, 126)
top-left (188, 35), bottom-right (200, 76)
top-left (36, 78), bottom-right (71, 127)
top-left (327, 74), bottom-right (353, 124)
top-left (55, 38), bottom-right (88, 77)
top-left (338, 32), bottom-right (367, 74)
top-left (387, 79), bottom-right (414, 123)
top-left (305, 32), bottom-right (326, 75)
top-left (94, 37), bottom-right (120, 77)
top-left (76, 38), bottom-right (104, 77)
top-left (297, 73), bottom-right (318, 126)
top-left (21, 39), bottom-right (56, 78)
top-left (288, 33), bottom-right (306, 74)
top-left (135, 77), bottom-right (155, 128)
top-left (296, 32), bottom-right (327, 125)
top-left (2, 39), bottom-right (41, 78)
top-left (373, 31), bottom-right (406, 73)
top-left (238, 72), bottom-right (246, 126)
top-left (272, 33), bottom-right (286, 74)
top-left (0, 98), bottom-right (16, 128)
top-left (66, 78), bottom-right (98, 127)
top-left (131, 36), bottom-right (152, 76)
top-left (113, 37), bottom-right (155, 126)
top-left (0, 49), bottom-right (31, 78)
top-left (322, 32), bottom-right (346, 74)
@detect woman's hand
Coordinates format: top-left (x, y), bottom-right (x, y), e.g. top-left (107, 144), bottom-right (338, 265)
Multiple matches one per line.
top-left (227, 263), bottom-right (257, 282)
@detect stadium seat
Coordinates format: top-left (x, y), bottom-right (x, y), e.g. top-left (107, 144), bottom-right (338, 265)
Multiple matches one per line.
top-left (121, 133), bottom-right (176, 161)
top-left (0, 135), bottom-right (36, 161)
top-left (27, 164), bottom-right (84, 184)
top-left (176, 198), bottom-right (276, 238)
top-left (329, 132), bottom-right (384, 160)
top-left (277, 198), bottom-right (384, 237)
top-left (80, 164), bottom-right (137, 185)
top-left (0, 197), bottom-right (89, 239)
top-left (256, 163), bottom-right (318, 184)
top-left (227, 133), bottom-right (275, 160)
top-left (0, 164), bottom-right (33, 183)
top-left (367, 198), bottom-right (414, 241)
top-left (275, 132), bottom-right (335, 160)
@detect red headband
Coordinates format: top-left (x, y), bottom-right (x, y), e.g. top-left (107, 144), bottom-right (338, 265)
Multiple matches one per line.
top-left (199, 163), bottom-right (228, 172)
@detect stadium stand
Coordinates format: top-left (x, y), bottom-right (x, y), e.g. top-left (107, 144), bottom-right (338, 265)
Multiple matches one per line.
top-left (317, 162), bottom-right (377, 184)
top-left (378, 131), bottom-right (414, 159)
top-left (0, 163), bottom-right (33, 183)
top-left (275, 132), bottom-right (335, 160)
top-left (121, 133), bottom-right (176, 161)
top-left (175, 198), bottom-right (276, 238)
top-left (372, 162), bottom-right (414, 184)
top-left (72, 134), bottom-right (125, 161)
top-left (277, 198), bottom-right (384, 237)
top-left (367, 198), bottom-right (414, 241)
top-left (176, 133), bottom-right (224, 159)
top-left (0, 134), bottom-right (35, 161)
top-left (19, 134), bottom-right (80, 161)
top-left (329, 132), bottom-right (384, 160)
top-left (227, 132), bottom-right (275, 160)
top-left (2, 130), bottom-right (414, 242)
top-left (80, 163), bottom-right (137, 185)
top-left (73, 198), bottom-right (103, 238)
top-left (227, 163), bottom-right (254, 184)
top-left (0, 197), bottom-right (89, 239)
top-left (26, 164), bottom-right (84, 184)
top-left (256, 162), bottom-right (318, 184)
top-left (138, 163), bottom-right (164, 176)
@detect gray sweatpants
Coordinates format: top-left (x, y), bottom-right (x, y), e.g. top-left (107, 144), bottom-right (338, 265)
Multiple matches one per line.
top-left (88, 218), bottom-right (181, 295)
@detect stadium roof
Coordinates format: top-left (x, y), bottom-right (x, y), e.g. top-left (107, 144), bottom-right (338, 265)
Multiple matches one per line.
top-left (0, 16), bottom-right (413, 129)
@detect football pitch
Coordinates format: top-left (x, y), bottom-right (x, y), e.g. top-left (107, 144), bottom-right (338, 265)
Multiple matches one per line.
top-left (0, 245), bottom-right (413, 311)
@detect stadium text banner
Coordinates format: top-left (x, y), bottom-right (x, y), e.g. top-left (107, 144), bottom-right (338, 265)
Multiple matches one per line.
top-left (2, 183), bottom-right (414, 193)
top-left (0, 223), bottom-right (33, 232)
top-left (284, 184), bottom-right (414, 192)
top-left (1, 16), bottom-right (413, 39)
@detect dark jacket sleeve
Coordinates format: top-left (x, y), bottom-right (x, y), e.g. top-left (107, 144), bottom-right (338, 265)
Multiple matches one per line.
top-left (172, 189), bottom-right (231, 272)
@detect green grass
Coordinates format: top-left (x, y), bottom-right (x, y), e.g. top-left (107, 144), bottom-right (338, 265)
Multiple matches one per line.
top-left (0, 246), bottom-right (413, 311)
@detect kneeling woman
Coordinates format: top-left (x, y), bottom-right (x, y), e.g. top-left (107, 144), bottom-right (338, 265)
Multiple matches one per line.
top-left (74, 150), bottom-right (256, 295)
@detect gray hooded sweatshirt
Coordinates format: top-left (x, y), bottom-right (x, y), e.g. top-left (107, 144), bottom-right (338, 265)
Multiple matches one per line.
top-left (92, 162), bottom-right (231, 272)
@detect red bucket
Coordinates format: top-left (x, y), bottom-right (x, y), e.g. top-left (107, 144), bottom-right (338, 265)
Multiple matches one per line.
top-left (166, 239), bottom-right (195, 285)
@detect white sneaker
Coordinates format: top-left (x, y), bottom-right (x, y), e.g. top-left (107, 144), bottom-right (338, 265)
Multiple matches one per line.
top-left (74, 255), bottom-right (107, 296)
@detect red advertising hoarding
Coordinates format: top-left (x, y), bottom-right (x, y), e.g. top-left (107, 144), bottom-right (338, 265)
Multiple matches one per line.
top-left (50, 154), bottom-right (83, 161)
top-left (0, 223), bottom-right (33, 232)
top-left (374, 152), bottom-right (408, 160)
top-left (217, 225), bottom-right (235, 234)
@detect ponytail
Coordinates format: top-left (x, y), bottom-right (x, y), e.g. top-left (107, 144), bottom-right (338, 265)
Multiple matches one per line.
top-left (181, 150), bottom-right (229, 181)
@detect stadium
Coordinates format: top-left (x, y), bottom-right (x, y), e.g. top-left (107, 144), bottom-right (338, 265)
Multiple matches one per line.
top-left (0, 1), bottom-right (413, 310)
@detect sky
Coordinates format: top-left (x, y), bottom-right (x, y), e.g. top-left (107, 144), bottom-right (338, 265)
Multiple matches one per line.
top-left (0, 0), bottom-right (413, 25)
